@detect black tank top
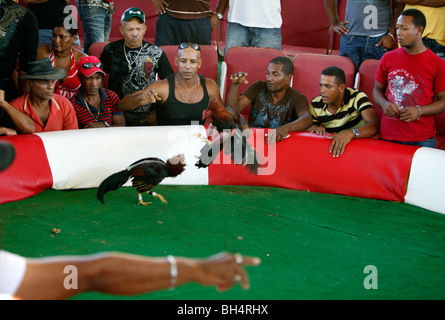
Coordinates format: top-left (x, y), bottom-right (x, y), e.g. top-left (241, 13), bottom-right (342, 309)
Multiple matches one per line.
top-left (155, 74), bottom-right (209, 126)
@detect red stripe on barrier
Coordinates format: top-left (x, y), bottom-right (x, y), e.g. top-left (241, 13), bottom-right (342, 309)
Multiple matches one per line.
top-left (0, 135), bottom-right (53, 204)
top-left (208, 131), bottom-right (418, 202)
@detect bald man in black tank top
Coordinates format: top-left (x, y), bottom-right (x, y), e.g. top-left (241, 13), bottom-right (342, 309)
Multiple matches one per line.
top-left (119, 43), bottom-right (223, 125)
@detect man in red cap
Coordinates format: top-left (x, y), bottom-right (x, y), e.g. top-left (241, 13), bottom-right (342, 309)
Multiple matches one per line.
top-left (70, 56), bottom-right (125, 129)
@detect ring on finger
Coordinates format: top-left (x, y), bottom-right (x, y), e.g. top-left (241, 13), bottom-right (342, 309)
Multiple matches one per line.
top-left (234, 274), bottom-right (242, 282)
top-left (235, 254), bottom-right (243, 265)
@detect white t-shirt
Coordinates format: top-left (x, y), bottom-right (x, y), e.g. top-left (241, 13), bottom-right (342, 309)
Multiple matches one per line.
top-left (0, 250), bottom-right (27, 297)
top-left (228, 0), bottom-right (282, 29)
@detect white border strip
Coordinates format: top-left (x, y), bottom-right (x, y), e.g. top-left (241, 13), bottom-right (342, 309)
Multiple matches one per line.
top-left (405, 147), bottom-right (445, 215)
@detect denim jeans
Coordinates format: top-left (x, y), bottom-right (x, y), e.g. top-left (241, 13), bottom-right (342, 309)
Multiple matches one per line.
top-left (380, 137), bottom-right (436, 148)
top-left (224, 22), bottom-right (282, 55)
top-left (340, 34), bottom-right (386, 72)
top-left (423, 37), bottom-right (445, 60)
top-left (77, 4), bottom-right (112, 55)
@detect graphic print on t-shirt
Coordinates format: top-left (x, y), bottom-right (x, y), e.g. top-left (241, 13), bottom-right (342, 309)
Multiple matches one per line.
top-left (387, 69), bottom-right (421, 109)
top-left (250, 90), bottom-right (291, 128)
top-left (122, 45), bottom-right (163, 98)
top-left (122, 44), bottom-right (163, 114)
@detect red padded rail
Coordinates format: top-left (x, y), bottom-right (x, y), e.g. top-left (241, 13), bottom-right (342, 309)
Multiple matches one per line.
top-left (0, 135), bottom-right (53, 204)
top-left (208, 131), bottom-right (419, 202)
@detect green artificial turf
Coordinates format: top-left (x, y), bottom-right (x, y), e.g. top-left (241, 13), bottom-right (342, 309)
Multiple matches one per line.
top-left (1, 185), bottom-right (444, 300)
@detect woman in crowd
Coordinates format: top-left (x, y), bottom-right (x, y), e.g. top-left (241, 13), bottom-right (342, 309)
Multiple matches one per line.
top-left (37, 18), bottom-right (87, 99)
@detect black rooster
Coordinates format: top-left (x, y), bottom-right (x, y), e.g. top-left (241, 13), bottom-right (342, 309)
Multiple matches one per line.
top-left (195, 99), bottom-right (260, 174)
top-left (97, 154), bottom-right (186, 205)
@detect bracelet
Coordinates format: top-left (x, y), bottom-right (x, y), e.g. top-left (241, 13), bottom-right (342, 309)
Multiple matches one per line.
top-left (167, 255), bottom-right (177, 289)
top-left (416, 105), bottom-right (421, 120)
top-left (387, 33), bottom-right (395, 41)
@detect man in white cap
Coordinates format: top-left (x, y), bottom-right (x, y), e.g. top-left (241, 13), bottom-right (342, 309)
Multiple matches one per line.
top-left (70, 55), bottom-right (125, 128)
top-left (100, 7), bottom-right (174, 126)
top-left (9, 58), bottom-right (78, 133)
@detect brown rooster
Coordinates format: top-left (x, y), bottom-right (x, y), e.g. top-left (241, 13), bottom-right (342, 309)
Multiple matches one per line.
top-left (195, 99), bottom-right (260, 174)
top-left (97, 154), bottom-right (186, 205)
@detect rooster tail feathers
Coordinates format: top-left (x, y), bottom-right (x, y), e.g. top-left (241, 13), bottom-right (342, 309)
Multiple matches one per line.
top-left (97, 169), bottom-right (130, 204)
top-left (166, 154), bottom-right (186, 177)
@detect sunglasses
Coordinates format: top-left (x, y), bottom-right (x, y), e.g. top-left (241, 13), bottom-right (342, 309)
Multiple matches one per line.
top-left (178, 42), bottom-right (201, 51)
top-left (81, 62), bottom-right (103, 69)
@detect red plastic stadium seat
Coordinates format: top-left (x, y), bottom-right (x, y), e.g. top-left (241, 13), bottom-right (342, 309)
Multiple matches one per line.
top-left (161, 45), bottom-right (219, 83)
top-left (88, 42), bottom-right (109, 58)
top-left (292, 53), bottom-right (355, 104)
top-left (280, 0), bottom-right (346, 57)
top-left (357, 59), bottom-right (382, 121)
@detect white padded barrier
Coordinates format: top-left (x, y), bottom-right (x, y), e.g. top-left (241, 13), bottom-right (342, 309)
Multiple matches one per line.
top-left (405, 147), bottom-right (445, 215)
top-left (36, 126), bottom-right (209, 190)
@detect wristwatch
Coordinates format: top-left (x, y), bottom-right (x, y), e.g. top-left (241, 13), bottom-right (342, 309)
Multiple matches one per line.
top-left (352, 128), bottom-right (360, 138)
top-left (214, 12), bottom-right (223, 20)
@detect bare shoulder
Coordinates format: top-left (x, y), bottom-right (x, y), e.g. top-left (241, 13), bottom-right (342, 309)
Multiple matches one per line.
top-left (204, 77), bottom-right (222, 97)
top-left (73, 48), bottom-right (88, 62)
top-left (204, 77), bottom-right (218, 87)
top-left (37, 44), bottom-right (51, 59)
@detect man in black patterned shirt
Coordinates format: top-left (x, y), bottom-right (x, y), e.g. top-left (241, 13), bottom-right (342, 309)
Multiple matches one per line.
top-left (0, 0), bottom-right (39, 101)
top-left (100, 7), bottom-right (174, 126)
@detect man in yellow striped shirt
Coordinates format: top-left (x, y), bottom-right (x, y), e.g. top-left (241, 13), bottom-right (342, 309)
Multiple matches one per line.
top-left (308, 66), bottom-right (379, 157)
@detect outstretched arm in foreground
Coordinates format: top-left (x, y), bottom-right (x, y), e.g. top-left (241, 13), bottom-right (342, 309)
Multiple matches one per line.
top-left (14, 251), bottom-right (260, 300)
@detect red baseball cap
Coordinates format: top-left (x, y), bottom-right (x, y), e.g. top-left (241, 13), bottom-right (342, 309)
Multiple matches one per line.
top-left (77, 56), bottom-right (105, 77)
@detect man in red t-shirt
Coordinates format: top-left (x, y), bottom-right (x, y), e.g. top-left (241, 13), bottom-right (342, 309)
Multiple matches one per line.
top-left (373, 8), bottom-right (445, 148)
top-left (10, 58), bottom-right (79, 133)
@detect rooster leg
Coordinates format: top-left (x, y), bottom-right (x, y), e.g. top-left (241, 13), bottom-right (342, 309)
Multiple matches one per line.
top-left (137, 193), bottom-right (152, 206)
top-left (150, 191), bottom-right (167, 204)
